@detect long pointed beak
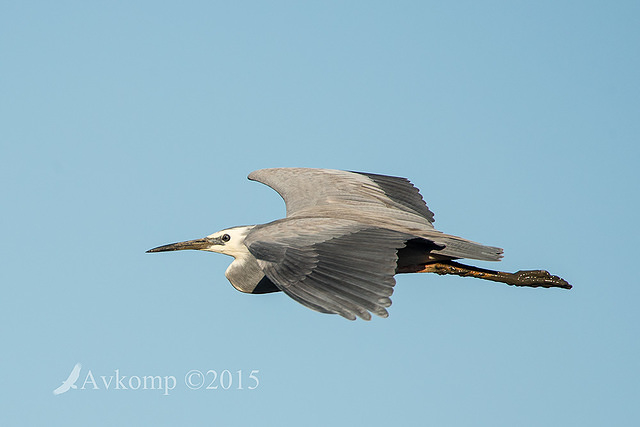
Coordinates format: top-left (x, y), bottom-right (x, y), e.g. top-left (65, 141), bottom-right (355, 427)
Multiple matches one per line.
top-left (146, 237), bottom-right (215, 253)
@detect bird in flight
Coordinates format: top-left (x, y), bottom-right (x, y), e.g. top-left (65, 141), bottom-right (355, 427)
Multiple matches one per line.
top-left (53, 363), bottom-right (82, 395)
top-left (147, 168), bottom-right (570, 320)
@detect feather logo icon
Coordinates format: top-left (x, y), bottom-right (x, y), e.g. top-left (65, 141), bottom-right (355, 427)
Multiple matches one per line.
top-left (53, 363), bottom-right (82, 395)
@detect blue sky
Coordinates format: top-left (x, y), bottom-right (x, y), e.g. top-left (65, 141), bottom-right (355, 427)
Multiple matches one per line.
top-left (2, 1), bottom-right (639, 425)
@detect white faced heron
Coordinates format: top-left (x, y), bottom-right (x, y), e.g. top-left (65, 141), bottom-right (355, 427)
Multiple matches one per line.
top-left (147, 168), bottom-right (571, 320)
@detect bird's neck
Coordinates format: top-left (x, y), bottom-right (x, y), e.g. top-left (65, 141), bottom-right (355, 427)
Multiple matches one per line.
top-left (225, 252), bottom-right (265, 293)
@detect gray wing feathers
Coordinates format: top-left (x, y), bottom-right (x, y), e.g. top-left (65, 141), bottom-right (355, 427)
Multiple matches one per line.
top-left (249, 168), bottom-right (503, 263)
top-left (246, 168), bottom-right (503, 319)
top-left (355, 172), bottom-right (435, 222)
top-left (248, 168), bottom-right (435, 228)
top-left (246, 219), bottom-right (410, 320)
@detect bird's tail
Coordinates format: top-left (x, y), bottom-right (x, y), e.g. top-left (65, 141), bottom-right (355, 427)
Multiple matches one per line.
top-left (428, 233), bottom-right (504, 262)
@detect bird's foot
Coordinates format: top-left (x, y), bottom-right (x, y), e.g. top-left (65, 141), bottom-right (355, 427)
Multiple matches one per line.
top-left (510, 270), bottom-right (572, 289)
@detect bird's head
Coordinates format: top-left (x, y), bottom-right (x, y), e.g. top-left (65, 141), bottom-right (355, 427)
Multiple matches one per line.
top-left (146, 226), bottom-right (254, 258)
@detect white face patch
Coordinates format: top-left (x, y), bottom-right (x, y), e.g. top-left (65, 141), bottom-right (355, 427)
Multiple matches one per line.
top-left (204, 226), bottom-right (255, 257)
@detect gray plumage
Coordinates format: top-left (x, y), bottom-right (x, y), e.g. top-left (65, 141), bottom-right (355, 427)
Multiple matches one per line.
top-left (147, 168), bottom-right (512, 320)
top-left (247, 168), bottom-right (502, 262)
top-left (246, 218), bottom-right (416, 320)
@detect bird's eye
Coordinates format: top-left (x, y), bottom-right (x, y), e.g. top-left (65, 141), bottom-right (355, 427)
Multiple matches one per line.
top-left (221, 234), bottom-right (231, 242)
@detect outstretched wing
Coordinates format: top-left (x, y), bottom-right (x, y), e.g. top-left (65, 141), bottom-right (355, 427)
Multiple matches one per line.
top-left (68, 363), bottom-right (81, 382)
top-left (245, 218), bottom-right (416, 320)
top-left (248, 168), bottom-right (435, 229)
top-left (249, 168), bottom-right (503, 262)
